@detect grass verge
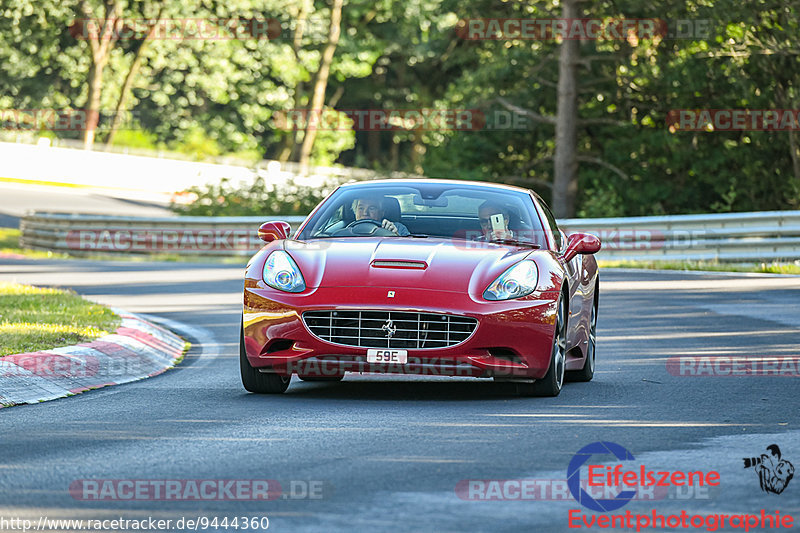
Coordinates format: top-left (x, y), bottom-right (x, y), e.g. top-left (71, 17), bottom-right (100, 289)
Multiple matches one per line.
top-left (0, 282), bottom-right (120, 356)
top-left (0, 227), bottom-right (71, 259)
top-left (598, 259), bottom-right (800, 275)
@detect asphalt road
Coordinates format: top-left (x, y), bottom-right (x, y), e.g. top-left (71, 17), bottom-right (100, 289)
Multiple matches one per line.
top-left (0, 258), bottom-right (798, 532)
top-left (0, 182), bottom-right (173, 228)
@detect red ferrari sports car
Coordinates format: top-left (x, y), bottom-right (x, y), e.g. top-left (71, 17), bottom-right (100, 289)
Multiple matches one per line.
top-left (240, 179), bottom-right (600, 396)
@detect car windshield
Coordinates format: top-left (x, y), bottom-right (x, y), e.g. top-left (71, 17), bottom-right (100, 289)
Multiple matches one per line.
top-left (297, 182), bottom-right (546, 247)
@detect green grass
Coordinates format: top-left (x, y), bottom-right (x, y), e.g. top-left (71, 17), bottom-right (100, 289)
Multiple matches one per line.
top-left (598, 259), bottom-right (800, 275)
top-left (0, 282), bottom-right (120, 356)
top-left (0, 227), bottom-right (20, 249)
top-left (0, 228), bottom-right (70, 259)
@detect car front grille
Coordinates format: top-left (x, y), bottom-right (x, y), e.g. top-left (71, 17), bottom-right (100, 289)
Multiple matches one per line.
top-left (302, 310), bottom-right (477, 349)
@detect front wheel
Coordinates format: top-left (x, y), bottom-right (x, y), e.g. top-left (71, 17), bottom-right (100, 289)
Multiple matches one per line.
top-left (517, 293), bottom-right (567, 397)
top-left (239, 321), bottom-right (291, 394)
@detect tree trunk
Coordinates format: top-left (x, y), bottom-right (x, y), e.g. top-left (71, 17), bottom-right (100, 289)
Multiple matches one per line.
top-left (777, 83), bottom-right (800, 199)
top-left (298, 0), bottom-right (344, 172)
top-left (790, 130), bottom-right (800, 193)
top-left (83, 60), bottom-right (105, 149)
top-left (80, 0), bottom-right (122, 149)
top-left (103, 47), bottom-right (142, 149)
top-left (552, 0), bottom-right (580, 217)
top-left (105, 4), bottom-right (164, 149)
top-left (367, 130), bottom-right (381, 165)
top-left (390, 140), bottom-right (399, 171)
top-left (277, 0), bottom-right (312, 163)
top-left (410, 131), bottom-right (425, 175)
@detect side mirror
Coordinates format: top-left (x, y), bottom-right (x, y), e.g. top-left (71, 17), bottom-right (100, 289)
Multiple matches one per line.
top-left (258, 221), bottom-right (292, 242)
top-left (563, 232), bottom-right (601, 263)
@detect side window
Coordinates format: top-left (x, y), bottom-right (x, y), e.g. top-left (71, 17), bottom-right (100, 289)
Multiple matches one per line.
top-left (539, 200), bottom-right (563, 250)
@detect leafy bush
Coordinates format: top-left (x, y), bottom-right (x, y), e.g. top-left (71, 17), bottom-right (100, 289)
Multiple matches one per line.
top-left (171, 177), bottom-right (337, 217)
top-left (171, 127), bottom-right (222, 160)
top-left (576, 178), bottom-right (625, 218)
top-left (109, 129), bottom-right (160, 150)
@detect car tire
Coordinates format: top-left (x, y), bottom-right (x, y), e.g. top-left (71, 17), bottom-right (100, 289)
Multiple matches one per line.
top-left (299, 376), bottom-right (344, 382)
top-left (517, 292), bottom-right (567, 397)
top-left (566, 291), bottom-right (597, 383)
top-left (239, 320), bottom-right (291, 394)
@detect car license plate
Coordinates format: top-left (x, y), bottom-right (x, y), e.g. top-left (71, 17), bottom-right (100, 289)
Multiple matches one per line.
top-left (367, 349), bottom-right (408, 364)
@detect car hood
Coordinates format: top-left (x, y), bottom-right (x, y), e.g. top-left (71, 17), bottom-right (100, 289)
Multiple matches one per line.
top-left (283, 237), bottom-right (536, 293)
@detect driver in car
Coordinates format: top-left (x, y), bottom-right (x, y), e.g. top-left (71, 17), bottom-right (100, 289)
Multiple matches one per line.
top-left (353, 196), bottom-right (410, 236)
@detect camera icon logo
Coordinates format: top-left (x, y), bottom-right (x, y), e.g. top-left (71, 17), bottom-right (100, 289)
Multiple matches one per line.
top-left (743, 444), bottom-right (794, 494)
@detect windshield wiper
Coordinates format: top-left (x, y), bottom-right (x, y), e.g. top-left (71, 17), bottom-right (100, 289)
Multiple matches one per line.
top-left (488, 238), bottom-right (540, 248)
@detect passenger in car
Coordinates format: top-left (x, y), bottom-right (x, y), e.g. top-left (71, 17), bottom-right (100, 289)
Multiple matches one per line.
top-left (476, 201), bottom-right (515, 242)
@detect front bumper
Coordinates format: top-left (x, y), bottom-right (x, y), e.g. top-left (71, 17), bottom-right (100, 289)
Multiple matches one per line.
top-left (243, 284), bottom-right (559, 379)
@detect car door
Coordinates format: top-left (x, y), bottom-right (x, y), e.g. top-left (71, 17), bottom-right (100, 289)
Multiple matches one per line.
top-left (536, 198), bottom-right (582, 344)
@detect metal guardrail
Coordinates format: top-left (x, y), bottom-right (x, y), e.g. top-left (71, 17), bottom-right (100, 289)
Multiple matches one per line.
top-left (19, 210), bottom-right (800, 262)
top-left (558, 210), bottom-right (800, 262)
top-left (20, 213), bottom-right (306, 257)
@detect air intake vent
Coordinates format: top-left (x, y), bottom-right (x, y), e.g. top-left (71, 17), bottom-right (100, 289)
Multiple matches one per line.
top-left (370, 260), bottom-right (427, 269)
top-left (302, 310), bottom-right (477, 349)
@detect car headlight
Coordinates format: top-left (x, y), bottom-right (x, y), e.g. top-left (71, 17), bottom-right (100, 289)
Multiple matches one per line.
top-left (483, 260), bottom-right (538, 301)
top-left (263, 251), bottom-right (306, 292)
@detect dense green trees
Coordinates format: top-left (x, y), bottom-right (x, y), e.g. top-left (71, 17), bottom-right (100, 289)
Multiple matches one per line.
top-left (1, 0), bottom-right (798, 216)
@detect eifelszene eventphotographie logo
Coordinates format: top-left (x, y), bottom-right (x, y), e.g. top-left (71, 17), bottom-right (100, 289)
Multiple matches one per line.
top-left (567, 441), bottom-right (638, 512)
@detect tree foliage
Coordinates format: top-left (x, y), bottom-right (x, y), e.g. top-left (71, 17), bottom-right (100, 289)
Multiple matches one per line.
top-left (1, 0), bottom-right (798, 216)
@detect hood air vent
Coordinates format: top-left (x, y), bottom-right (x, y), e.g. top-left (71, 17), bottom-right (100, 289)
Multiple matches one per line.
top-left (370, 260), bottom-right (427, 269)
